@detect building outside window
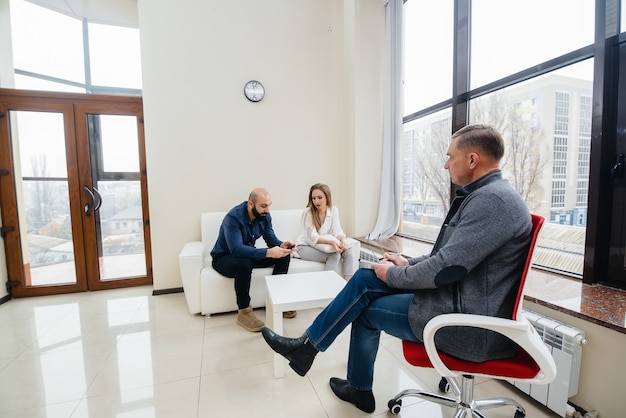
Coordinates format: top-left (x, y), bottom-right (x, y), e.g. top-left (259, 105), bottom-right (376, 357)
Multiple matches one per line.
top-left (400, 0), bottom-right (594, 278)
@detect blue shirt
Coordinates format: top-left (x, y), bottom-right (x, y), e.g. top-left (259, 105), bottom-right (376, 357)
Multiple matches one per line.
top-left (210, 201), bottom-right (282, 260)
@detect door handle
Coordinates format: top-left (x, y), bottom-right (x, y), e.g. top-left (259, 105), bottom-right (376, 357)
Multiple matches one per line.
top-left (612, 154), bottom-right (624, 180)
top-left (93, 187), bottom-right (102, 212)
top-left (83, 185), bottom-right (95, 215)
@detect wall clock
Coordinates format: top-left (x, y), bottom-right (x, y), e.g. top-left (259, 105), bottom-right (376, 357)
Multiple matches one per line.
top-left (244, 80), bottom-right (265, 102)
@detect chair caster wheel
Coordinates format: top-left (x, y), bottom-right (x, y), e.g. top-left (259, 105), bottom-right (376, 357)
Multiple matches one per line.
top-left (438, 377), bottom-right (450, 392)
top-left (513, 410), bottom-right (525, 418)
top-left (387, 398), bottom-right (402, 414)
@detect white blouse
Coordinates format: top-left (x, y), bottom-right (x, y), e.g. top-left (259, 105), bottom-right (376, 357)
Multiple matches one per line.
top-left (296, 206), bottom-right (346, 246)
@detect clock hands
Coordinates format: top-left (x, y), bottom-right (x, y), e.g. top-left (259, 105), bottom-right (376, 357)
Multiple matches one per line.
top-left (244, 80), bottom-right (264, 102)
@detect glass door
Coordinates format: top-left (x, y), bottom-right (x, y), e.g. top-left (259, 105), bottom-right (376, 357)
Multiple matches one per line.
top-left (3, 104), bottom-right (87, 293)
top-left (0, 89), bottom-right (151, 296)
top-left (75, 102), bottom-right (152, 291)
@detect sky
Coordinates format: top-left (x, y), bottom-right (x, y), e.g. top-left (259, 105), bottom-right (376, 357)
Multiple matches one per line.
top-left (403, 0), bottom-right (597, 115)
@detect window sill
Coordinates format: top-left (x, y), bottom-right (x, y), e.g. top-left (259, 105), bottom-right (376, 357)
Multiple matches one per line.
top-left (356, 235), bottom-right (626, 335)
top-left (524, 268), bottom-right (626, 334)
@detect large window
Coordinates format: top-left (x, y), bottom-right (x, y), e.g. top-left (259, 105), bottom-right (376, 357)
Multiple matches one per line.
top-left (403, 1), bottom-right (453, 115)
top-left (470, 0), bottom-right (594, 89)
top-left (3, 1), bottom-right (148, 292)
top-left (9, 0), bottom-right (141, 94)
top-left (401, 1), bottom-right (597, 278)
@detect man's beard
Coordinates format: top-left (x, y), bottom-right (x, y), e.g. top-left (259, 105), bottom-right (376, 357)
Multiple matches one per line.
top-left (252, 206), bottom-right (266, 220)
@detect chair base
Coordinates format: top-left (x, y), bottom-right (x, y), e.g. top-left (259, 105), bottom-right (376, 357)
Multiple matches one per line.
top-left (388, 375), bottom-right (526, 418)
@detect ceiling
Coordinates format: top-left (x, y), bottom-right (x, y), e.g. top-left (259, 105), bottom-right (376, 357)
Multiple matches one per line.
top-left (27, 0), bottom-right (138, 26)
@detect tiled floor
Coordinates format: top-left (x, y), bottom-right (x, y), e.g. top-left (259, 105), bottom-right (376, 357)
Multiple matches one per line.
top-left (0, 286), bottom-right (562, 418)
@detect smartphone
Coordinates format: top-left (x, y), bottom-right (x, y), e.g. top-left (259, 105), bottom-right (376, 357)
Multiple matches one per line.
top-left (287, 244), bottom-right (295, 249)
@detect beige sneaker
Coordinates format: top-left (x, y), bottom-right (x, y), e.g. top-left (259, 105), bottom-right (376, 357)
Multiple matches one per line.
top-left (237, 306), bottom-right (264, 332)
top-left (283, 310), bottom-right (297, 319)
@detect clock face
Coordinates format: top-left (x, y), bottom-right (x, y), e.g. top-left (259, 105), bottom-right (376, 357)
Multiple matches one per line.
top-left (244, 80), bottom-right (265, 102)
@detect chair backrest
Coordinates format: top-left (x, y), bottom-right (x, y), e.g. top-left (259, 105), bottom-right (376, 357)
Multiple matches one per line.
top-left (511, 214), bottom-right (544, 320)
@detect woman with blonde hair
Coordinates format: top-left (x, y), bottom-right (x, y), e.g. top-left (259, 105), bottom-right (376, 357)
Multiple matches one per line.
top-left (296, 183), bottom-right (357, 280)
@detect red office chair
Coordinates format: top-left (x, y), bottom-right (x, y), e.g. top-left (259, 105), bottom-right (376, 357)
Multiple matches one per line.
top-left (388, 214), bottom-right (555, 418)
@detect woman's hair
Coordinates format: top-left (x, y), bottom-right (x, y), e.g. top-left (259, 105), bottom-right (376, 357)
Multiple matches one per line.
top-left (452, 124), bottom-right (505, 161)
top-left (307, 183), bottom-right (333, 232)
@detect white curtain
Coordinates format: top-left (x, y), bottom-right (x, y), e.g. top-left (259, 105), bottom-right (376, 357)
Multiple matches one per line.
top-left (368, 0), bottom-right (404, 240)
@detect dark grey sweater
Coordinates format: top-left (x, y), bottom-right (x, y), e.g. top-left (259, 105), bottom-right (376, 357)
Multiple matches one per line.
top-left (386, 170), bottom-right (531, 362)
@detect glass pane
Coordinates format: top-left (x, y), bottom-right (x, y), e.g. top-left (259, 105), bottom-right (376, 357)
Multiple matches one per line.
top-left (14, 74), bottom-right (86, 93)
top-left (18, 112), bottom-right (68, 178)
top-left (10, 0), bottom-right (85, 84)
top-left (470, 0), bottom-right (594, 89)
top-left (100, 115), bottom-right (140, 172)
top-left (468, 60), bottom-right (593, 276)
top-left (11, 110), bottom-right (77, 286)
top-left (400, 108), bottom-right (453, 241)
top-left (88, 22), bottom-right (142, 89)
top-left (404, 0), bottom-right (453, 115)
top-left (96, 180), bottom-right (146, 280)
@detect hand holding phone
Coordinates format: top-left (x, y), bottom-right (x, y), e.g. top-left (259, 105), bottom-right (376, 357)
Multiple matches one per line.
top-left (287, 243), bottom-right (295, 249)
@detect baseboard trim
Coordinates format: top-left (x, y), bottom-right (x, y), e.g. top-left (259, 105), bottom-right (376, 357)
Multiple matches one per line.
top-left (152, 287), bottom-right (184, 296)
top-left (0, 294), bottom-right (11, 306)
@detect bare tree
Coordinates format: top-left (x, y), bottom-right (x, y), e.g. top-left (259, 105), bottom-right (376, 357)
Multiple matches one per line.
top-left (502, 111), bottom-right (547, 210)
top-left (412, 118), bottom-right (452, 214)
top-left (30, 154), bottom-right (54, 229)
top-left (470, 92), bottom-right (547, 211)
top-left (469, 92), bottom-right (509, 135)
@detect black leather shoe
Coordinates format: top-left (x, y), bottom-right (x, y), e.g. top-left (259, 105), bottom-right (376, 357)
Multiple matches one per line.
top-left (261, 327), bottom-right (317, 376)
top-left (329, 377), bottom-right (375, 413)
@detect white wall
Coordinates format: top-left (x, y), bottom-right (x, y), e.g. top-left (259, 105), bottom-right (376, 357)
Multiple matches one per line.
top-left (137, 0), bottom-right (386, 290)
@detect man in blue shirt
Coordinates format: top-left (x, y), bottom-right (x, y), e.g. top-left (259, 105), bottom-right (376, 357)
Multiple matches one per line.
top-left (211, 187), bottom-right (296, 332)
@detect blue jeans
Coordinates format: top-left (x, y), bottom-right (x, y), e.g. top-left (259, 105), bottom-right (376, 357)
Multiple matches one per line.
top-left (304, 268), bottom-right (422, 390)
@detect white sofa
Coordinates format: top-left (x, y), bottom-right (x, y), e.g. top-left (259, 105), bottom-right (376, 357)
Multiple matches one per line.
top-left (178, 209), bottom-right (360, 315)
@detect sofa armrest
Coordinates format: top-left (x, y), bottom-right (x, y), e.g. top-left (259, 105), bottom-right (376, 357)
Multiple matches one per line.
top-left (179, 241), bottom-right (205, 314)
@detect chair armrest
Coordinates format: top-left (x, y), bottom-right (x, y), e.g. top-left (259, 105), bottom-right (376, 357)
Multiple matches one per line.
top-left (178, 241), bottom-right (204, 314)
top-left (423, 313), bottom-right (557, 384)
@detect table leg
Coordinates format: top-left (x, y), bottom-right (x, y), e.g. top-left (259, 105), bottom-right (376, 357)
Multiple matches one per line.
top-left (266, 289), bottom-right (285, 378)
top-left (271, 312), bottom-right (284, 378)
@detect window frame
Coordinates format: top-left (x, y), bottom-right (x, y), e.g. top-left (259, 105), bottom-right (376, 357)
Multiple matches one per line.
top-left (401, 0), bottom-right (622, 287)
top-left (11, 1), bottom-right (141, 97)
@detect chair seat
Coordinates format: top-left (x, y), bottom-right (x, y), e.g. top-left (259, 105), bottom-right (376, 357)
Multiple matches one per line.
top-left (402, 340), bottom-right (541, 379)
top-left (389, 215), bottom-right (553, 417)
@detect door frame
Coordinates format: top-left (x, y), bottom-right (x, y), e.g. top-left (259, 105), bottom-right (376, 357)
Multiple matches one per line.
top-left (0, 88), bottom-right (152, 297)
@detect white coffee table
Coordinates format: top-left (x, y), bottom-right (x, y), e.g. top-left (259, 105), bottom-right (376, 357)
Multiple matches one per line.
top-left (265, 270), bottom-right (346, 378)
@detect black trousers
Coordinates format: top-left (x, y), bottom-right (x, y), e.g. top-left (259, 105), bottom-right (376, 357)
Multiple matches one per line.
top-left (212, 254), bottom-right (291, 309)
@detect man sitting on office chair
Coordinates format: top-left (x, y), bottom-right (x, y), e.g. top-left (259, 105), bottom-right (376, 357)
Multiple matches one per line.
top-left (261, 124), bottom-right (532, 413)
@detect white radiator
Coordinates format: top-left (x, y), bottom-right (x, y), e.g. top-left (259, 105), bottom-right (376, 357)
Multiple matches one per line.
top-left (510, 310), bottom-right (587, 417)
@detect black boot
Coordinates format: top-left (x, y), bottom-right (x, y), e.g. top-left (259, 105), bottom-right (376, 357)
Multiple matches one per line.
top-left (261, 327), bottom-right (318, 376)
top-left (329, 377), bottom-right (375, 413)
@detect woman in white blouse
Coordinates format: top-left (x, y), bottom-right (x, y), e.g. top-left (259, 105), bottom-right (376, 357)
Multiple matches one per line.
top-left (296, 183), bottom-right (357, 280)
